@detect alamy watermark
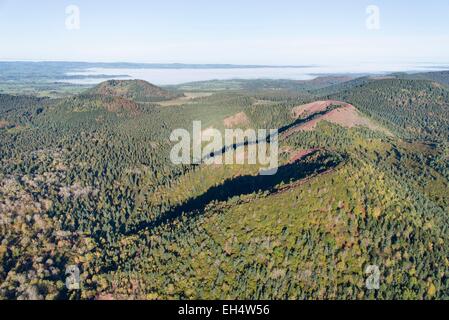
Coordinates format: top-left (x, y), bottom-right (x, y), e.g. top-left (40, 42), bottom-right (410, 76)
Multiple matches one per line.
top-left (296, 264), bottom-right (381, 291)
top-left (366, 5), bottom-right (380, 30)
top-left (170, 121), bottom-right (279, 175)
top-left (65, 265), bottom-right (81, 290)
top-left (365, 265), bottom-right (380, 290)
top-left (65, 5), bottom-right (80, 30)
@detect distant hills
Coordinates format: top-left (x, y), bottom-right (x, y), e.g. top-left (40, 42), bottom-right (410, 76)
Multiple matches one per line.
top-left (171, 76), bottom-right (353, 92)
top-left (2, 67), bottom-right (449, 300)
top-left (391, 70), bottom-right (449, 87)
top-left (328, 78), bottom-right (449, 141)
top-left (86, 79), bottom-right (184, 102)
top-left (48, 80), bottom-right (185, 117)
top-left (0, 61), bottom-right (313, 84)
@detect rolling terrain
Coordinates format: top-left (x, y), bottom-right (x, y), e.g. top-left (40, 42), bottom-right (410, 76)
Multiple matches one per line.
top-left (1, 72), bottom-right (449, 300)
top-left (86, 80), bottom-right (184, 103)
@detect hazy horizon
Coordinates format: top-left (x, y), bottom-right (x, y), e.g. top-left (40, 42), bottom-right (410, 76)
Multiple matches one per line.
top-left (68, 62), bottom-right (449, 85)
top-left (2, 60), bottom-right (449, 85)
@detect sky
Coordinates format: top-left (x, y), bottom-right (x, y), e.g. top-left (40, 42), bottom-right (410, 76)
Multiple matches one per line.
top-left (1, 0), bottom-right (449, 65)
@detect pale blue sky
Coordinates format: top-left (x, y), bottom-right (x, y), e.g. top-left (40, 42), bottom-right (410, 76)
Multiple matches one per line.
top-left (1, 0), bottom-right (449, 65)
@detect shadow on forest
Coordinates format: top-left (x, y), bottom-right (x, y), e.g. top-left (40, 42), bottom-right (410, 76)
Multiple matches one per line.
top-left (204, 107), bottom-right (336, 161)
top-left (129, 150), bottom-right (343, 234)
top-left (121, 107), bottom-right (343, 235)
top-left (277, 106), bottom-right (339, 135)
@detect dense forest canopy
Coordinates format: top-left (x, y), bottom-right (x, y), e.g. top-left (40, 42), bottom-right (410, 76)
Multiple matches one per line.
top-left (1, 72), bottom-right (449, 300)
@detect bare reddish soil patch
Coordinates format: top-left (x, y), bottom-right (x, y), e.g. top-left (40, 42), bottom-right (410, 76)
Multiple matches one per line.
top-left (96, 293), bottom-right (115, 300)
top-left (224, 112), bottom-right (250, 128)
top-left (0, 120), bottom-right (9, 128)
top-left (289, 148), bottom-right (321, 163)
top-left (285, 100), bottom-right (385, 137)
top-left (300, 104), bottom-right (378, 130)
top-left (102, 96), bottom-right (141, 115)
top-left (291, 100), bottom-right (346, 118)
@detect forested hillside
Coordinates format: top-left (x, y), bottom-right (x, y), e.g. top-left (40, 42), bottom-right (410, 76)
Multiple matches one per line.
top-left (87, 80), bottom-right (184, 102)
top-left (328, 79), bottom-right (449, 142)
top-left (1, 76), bottom-right (448, 300)
top-left (171, 76), bottom-right (353, 92)
top-left (392, 71), bottom-right (449, 87)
